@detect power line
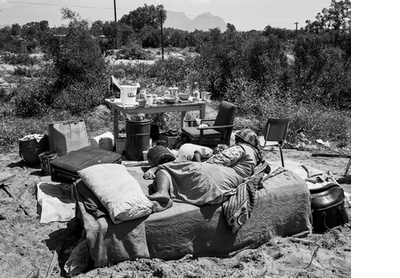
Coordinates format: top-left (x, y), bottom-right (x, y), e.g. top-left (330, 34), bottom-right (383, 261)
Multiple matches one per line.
top-left (3, 0), bottom-right (111, 10)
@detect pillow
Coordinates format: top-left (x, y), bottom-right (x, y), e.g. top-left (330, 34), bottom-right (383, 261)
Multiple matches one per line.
top-left (78, 164), bottom-right (153, 224)
top-left (177, 143), bottom-right (213, 161)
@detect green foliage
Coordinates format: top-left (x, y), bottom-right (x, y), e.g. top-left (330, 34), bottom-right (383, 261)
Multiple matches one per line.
top-left (2, 53), bottom-right (39, 65)
top-left (49, 29), bottom-right (107, 90)
top-left (0, 3), bottom-right (351, 151)
top-left (306, 0), bottom-right (351, 33)
top-left (291, 33), bottom-right (350, 109)
top-left (13, 78), bottom-right (53, 117)
top-left (52, 82), bottom-right (109, 115)
top-left (119, 4), bottom-right (166, 33)
top-left (117, 42), bottom-right (151, 60)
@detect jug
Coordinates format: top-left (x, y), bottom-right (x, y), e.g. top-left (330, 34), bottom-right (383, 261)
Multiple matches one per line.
top-left (191, 82), bottom-right (200, 99)
top-left (169, 87), bottom-right (179, 98)
top-left (138, 89), bottom-right (147, 100)
top-left (146, 94), bottom-right (154, 105)
top-left (120, 84), bottom-right (140, 107)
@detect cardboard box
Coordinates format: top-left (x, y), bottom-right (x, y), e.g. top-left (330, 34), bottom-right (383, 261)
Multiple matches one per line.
top-left (159, 133), bottom-right (181, 149)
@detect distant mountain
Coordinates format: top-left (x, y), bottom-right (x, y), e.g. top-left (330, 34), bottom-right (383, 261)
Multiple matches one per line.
top-left (165, 11), bottom-right (226, 32)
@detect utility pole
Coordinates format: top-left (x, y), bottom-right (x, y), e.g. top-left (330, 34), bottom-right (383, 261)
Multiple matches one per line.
top-left (114, 0), bottom-right (117, 22)
top-left (113, 0), bottom-right (117, 49)
top-left (160, 10), bottom-right (164, 60)
top-left (294, 22), bottom-right (299, 31)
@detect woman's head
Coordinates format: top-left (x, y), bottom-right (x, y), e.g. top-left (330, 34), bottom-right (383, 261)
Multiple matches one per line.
top-left (235, 129), bottom-right (260, 149)
top-left (234, 129), bottom-right (263, 162)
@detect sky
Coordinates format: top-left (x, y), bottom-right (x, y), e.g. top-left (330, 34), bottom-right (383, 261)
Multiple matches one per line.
top-left (0, 0), bottom-right (331, 31)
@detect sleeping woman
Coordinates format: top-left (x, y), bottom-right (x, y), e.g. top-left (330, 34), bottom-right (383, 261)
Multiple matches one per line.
top-left (144, 129), bottom-right (263, 212)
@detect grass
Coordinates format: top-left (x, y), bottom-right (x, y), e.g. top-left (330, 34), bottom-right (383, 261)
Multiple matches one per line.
top-left (0, 99), bottom-right (350, 154)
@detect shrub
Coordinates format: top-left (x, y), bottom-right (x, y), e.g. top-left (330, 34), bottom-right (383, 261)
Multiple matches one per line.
top-left (2, 52), bottom-right (39, 66)
top-left (117, 42), bottom-right (151, 60)
top-left (13, 78), bottom-right (53, 117)
top-left (52, 82), bottom-right (109, 115)
top-left (46, 18), bottom-right (108, 93)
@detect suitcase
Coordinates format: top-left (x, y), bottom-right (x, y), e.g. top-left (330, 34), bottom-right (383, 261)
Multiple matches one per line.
top-left (50, 146), bottom-right (122, 183)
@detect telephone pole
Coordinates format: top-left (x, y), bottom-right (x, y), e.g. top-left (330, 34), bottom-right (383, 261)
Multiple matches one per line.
top-left (160, 10), bottom-right (164, 60)
top-left (114, 0), bottom-right (117, 22)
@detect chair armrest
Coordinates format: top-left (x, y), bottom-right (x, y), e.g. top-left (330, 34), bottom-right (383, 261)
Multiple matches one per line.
top-left (199, 119), bottom-right (216, 123)
top-left (184, 118), bottom-right (217, 127)
top-left (197, 124), bottom-right (234, 130)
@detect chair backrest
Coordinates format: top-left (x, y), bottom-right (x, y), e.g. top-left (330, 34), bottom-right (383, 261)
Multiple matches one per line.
top-left (214, 101), bottom-right (237, 126)
top-left (214, 101), bottom-right (237, 141)
top-left (264, 118), bottom-right (290, 143)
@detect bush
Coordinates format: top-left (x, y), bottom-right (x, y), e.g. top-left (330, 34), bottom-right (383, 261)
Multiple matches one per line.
top-left (2, 52), bottom-right (39, 66)
top-left (117, 42), bottom-right (151, 60)
top-left (52, 82), bottom-right (109, 115)
top-left (13, 78), bottom-right (53, 117)
top-left (47, 19), bottom-right (108, 93)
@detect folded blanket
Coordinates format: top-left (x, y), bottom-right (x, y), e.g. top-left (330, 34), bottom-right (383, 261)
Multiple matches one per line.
top-left (223, 161), bottom-right (271, 233)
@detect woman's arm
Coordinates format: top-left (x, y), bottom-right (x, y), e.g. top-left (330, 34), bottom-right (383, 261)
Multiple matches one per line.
top-left (205, 145), bottom-right (245, 167)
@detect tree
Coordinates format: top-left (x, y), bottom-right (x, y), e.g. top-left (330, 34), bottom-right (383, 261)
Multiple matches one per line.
top-left (305, 0), bottom-right (351, 33)
top-left (119, 4), bottom-right (167, 33)
top-left (11, 24), bottom-right (21, 36)
top-left (44, 8), bottom-right (109, 114)
top-left (90, 20), bottom-right (104, 37)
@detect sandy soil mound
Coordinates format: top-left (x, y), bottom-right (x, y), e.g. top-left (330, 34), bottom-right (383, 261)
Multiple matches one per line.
top-left (0, 148), bottom-right (351, 278)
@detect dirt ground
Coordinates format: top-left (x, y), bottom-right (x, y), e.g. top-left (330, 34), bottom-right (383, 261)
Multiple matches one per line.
top-left (0, 146), bottom-right (351, 278)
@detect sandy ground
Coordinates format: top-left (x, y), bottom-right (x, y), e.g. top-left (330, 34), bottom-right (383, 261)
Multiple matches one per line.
top-left (0, 146), bottom-right (351, 278)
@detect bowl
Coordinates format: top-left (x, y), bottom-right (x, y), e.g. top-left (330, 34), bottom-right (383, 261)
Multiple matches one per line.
top-left (137, 99), bottom-right (146, 107)
top-left (179, 93), bottom-right (190, 100)
top-left (164, 97), bottom-right (177, 104)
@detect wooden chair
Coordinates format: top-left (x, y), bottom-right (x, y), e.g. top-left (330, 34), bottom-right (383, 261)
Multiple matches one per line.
top-left (181, 101), bottom-right (237, 147)
top-left (263, 118), bottom-right (290, 167)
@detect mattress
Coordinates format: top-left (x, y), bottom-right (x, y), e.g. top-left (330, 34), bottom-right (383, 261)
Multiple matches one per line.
top-left (69, 167), bottom-right (312, 272)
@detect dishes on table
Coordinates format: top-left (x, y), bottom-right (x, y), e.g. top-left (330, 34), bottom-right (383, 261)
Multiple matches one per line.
top-left (164, 97), bottom-right (177, 104)
top-left (179, 93), bottom-right (190, 100)
top-left (137, 99), bottom-right (146, 107)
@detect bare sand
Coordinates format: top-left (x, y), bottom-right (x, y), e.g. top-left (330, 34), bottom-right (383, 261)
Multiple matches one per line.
top-left (0, 148), bottom-right (351, 278)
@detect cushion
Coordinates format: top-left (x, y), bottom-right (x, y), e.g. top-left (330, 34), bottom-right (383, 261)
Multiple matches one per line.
top-left (181, 127), bottom-right (222, 139)
top-left (177, 143), bottom-right (213, 160)
top-left (78, 164), bottom-right (153, 224)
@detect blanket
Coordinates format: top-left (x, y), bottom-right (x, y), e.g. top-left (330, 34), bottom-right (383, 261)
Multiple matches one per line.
top-left (36, 182), bottom-right (75, 223)
top-left (222, 160), bottom-right (271, 233)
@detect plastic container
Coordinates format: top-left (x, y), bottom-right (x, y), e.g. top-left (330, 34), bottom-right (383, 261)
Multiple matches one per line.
top-left (19, 134), bottom-right (49, 166)
top-left (138, 90), bottom-right (147, 100)
top-left (126, 119), bottom-right (151, 161)
top-left (120, 84), bottom-right (140, 107)
top-left (147, 145), bottom-right (176, 167)
top-left (146, 94), bottom-right (154, 105)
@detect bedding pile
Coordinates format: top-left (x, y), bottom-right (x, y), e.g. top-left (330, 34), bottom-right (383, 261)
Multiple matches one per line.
top-left (65, 164), bottom-right (313, 276)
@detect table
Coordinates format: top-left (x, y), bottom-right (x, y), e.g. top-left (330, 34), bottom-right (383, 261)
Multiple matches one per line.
top-left (105, 98), bottom-right (206, 146)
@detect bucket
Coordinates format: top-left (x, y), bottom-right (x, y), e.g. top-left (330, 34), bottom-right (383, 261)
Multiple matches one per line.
top-left (38, 151), bottom-right (58, 175)
top-left (126, 119), bottom-right (151, 161)
top-left (147, 145), bottom-right (176, 167)
top-left (120, 84), bottom-right (140, 107)
top-left (19, 134), bottom-right (49, 166)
